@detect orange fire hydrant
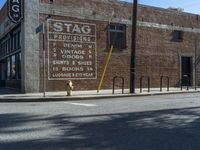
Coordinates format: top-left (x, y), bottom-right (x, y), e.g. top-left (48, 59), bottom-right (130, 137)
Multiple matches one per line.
top-left (66, 80), bottom-right (73, 96)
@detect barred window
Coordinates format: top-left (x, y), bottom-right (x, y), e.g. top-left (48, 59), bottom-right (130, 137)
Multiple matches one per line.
top-left (172, 30), bottom-right (184, 42)
top-left (108, 23), bottom-right (126, 49)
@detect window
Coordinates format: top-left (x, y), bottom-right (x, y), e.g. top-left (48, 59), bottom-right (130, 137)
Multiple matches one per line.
top-left (4, 53), bottom-right (21, 81)
top-left (2, 42), bottom-right (6, 56)
top-left (11, 55), bottom-right (16, 79)
top-left (17, 31), bottom-right (21, 48)
top-left (10, 36), bottom-right (13, 51)
top-left (0, 41), bottom-right (7, 57)
top-left (108, 23), bottom-right (126, 49)
top-left (7, 57), bottom-right (11, 80)
top-left (0, 43), bottom-right (2, 57)
top-left (172, 30), bottom-right (184, 42)
top-left (0, 42), bottom-right (2, 57)
top-left (16, 53), bottom-right (21, 79)
top-left (14, 34), bottom-right (17, 50)
top-left (8, 39), bottom-right (11, 53)
top-left (12, 35), bottom-right (14, 51)
top-left (6, 40), bottom-right (8, 54)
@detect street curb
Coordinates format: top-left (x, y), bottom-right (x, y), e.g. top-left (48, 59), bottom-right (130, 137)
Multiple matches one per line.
top-left (0, 90), bottom-right (200, 103)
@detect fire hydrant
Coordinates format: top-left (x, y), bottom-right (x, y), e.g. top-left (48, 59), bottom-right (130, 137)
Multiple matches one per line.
top-left (66, 80), bottom-right (73, 96)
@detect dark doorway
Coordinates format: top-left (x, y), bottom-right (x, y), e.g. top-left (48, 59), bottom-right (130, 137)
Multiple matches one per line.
top-left (0, 62), bottom-right (6, 87)
top-left (181, 57), bottom-right (192, 86)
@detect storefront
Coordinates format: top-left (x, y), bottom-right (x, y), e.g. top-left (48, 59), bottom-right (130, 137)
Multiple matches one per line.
top-left (0, 25), bottom-right (21, 89)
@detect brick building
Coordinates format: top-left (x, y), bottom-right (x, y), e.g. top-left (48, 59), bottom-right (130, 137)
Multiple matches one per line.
top-left (0, 0), bottom-right (200, 93)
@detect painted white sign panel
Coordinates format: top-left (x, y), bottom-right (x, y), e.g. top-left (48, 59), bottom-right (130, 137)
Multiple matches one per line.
top-left (47, 19), bottom-right (97, 80)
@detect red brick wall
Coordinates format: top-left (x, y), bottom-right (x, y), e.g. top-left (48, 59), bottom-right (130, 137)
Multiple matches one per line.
top-left (138, 6), bottom-right (200, 28)
top-left (39, 14), bottom-right (131, 91)
top-left (38, 0), bottom-right (200, 92)
top-left (136, 27), bottom-right (200, 88)
top-left (40, 0), bottom-right (132, 21)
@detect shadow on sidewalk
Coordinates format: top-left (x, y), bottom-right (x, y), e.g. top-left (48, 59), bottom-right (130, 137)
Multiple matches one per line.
top-left (1, 107), bottom-right (200, 150)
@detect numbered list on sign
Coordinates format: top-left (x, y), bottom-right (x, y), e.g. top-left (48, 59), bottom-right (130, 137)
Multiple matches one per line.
top-left (47, 19), bottom-right (97, 80)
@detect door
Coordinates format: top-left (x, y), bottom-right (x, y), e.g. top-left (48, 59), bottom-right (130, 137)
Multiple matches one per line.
top-left (0, 62), bottom-right (6, 87)
top-left (181, 57), bottom-right (192, 86)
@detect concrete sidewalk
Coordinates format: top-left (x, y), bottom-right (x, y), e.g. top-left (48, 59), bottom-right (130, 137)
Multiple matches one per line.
top-left (0, 87), bottom-right (200, 102)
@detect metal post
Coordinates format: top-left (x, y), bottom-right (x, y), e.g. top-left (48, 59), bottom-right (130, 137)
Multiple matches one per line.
top-left (36, 20), bottom-right (49, 98)
top-left (148, 77), bottom-right (150, 93)
top-left (194, 38), bottom-right (197, 90)
top-left (181, 79), bottom-right (183, 91)
top-left (160, 76), bottom-right (163, 92)
top-left (167, 77), bottom-right (170, 91)
top-left (122, 78), bottom-right (124, 94)
top-left (113, 76), bottom-right (125, 94)
top-left (42, 32), bottom-right (46, 97)
top-left (140, 76), bottom-right (143, 93)
top-left (113, 77), bottom-right (116, 94)
top-left (187, 76), bottom-right (189, 91)
top-left (130, 0), bottom-right (138, 93)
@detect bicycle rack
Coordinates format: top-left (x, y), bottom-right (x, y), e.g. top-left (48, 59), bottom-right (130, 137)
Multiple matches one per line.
top-left (140, 76), bottom-right (150, 93)
top-left (160, 76), bottom-right (170, 92)
top-left (181, 75), bottom-right (190, 91)
top-left (113, 76), bottom-right (125, 94)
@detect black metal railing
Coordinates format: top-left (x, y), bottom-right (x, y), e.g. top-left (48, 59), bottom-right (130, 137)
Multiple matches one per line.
top-left (113, 76), bottom-right (125, 94)
top-left (160, 76), bottom-right (170, 92)
top-left (181, 75), bottom-right (190, 91)
top-left (140, 76), bottom-right (150, 93)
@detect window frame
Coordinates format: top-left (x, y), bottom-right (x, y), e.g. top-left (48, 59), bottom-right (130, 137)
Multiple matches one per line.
top-left (108, 23), bottom-right (127, 50)
top-left (172, 30), bottom-right (184, 42)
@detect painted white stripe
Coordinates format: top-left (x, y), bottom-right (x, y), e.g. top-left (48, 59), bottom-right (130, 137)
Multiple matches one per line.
top-left (138, 21), bottom-right (200, 33)
top-left (64, 102), bottom-right (97, 107)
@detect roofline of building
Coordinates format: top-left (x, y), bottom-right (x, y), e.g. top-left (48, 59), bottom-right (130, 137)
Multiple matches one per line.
top-left (114, 0), bottom-right (200, 17)
top-left (0, 0), bottom-right (199, 22)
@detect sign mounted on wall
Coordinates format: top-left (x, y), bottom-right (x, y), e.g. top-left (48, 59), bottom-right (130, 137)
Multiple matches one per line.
top-left (8, 0), bottom-right (23, 23)
top-left (47, 19), bottom-right (97, 80)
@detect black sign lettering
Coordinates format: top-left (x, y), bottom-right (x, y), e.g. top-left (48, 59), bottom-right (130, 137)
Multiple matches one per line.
top-left (8, 0), bottom-right (23, 23)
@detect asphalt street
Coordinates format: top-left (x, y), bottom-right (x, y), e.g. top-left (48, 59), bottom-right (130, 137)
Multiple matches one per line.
top-left (0, 93), bottom-right (200, 150)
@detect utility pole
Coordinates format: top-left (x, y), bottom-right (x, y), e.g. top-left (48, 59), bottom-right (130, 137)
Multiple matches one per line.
top-left (130, 0), bottom-right (138, 93)
top-left (194, 37), bottom-right (197, 90)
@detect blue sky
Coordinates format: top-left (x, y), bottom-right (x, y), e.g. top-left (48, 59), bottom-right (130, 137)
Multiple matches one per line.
top-left (0, 0), bottom-right (6, 9)
top-left (137, 0), bottom-right (200, 14)
top-left (0, 0), bottom-right (200, 14)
